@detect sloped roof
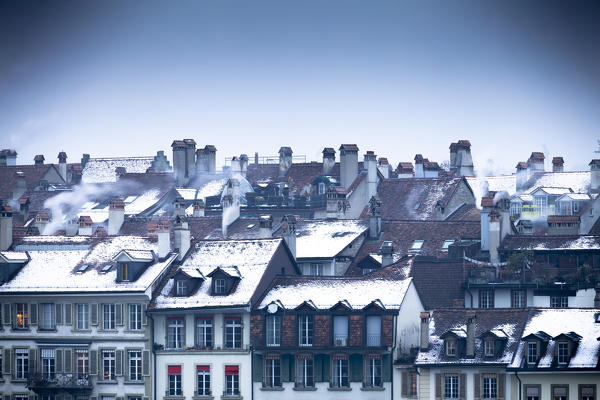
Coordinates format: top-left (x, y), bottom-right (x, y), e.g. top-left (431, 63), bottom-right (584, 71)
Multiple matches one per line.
top-left (0, 164), bottom-right (65, 201)
top-left (82, 157), bottom-right (156, 183)
top-left (410, 257), bottom-right (466, 309)
top-left (444, 203), bottom-right (481, 221)
top-left (500, 235), bottom-right (600, 251)
top-left (290, 219), bottom-right (368, 259)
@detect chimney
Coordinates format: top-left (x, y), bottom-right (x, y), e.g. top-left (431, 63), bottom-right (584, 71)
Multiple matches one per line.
top-left (173, 216), bottom-right (190, 261)
top-left (184, 139), bottom-right (197, 182)
top-left (527, 152), bottom-right (545, 173)
top-left (58, 151), bottom-right (68, 181)
top-left (12, 172), bottom-right (26, 201)
top-left (231, 156), bottom-right (241, 175)
top-left (455, 140), bottom-right (474, 176)
top-left (377, 158), bottom-right (390, 179)
top-left (449, 142), bottom-right (457, 172)
top-left (65, 217), bottom-right (78, 236)
top-left (78, 216), bottom-right (93, 236)
top-left (515, 162), bottom-right (528, 191)
top-left (466, 314), bottom-right (476, 357)
top-left (365, 151), bottom-right (378, 202)
top-left (255, 152), bottom-right (259, 165)
top-left (81, 154), bottom-right (90, 169)
top-left (34, 154), bottom-right (45, 165)
top-left (34, 212), bottom-right (49, 235)
top-left (172, 140), bottom-right (187, 186)
top-left (239, 154), bottom-right (249, 177)
top-left (552, 157), bottom-right (564, 173)
top-left (195, 148), bottom-right (207, 174)
top-left (108, 198), bottom-right (125, 235)
top-left (420, 311), bottom-right (430, 351)
top-left (414, 154), bottom-right (425, 178)
top-left (204, 145), bottom-right (217, 174)
top-left (157, 224), bottom-right (170, 259)
top-left (339, 144), bottom-right (359, 189)
top-left (0, 203), bottom-right (13, 251)
top-left (590, 160), bottom-right (600, 192)
top-left (281, 214), bottom-right (297, 259)
top-left (192, 199), bottom-right (205, 217)
top-left (173, 197), bottom-right (187, 217)
top-left (326, 187), bottom-right (348, 219)
top-left (380, 240), bottom-right (394, 267)
top-left (259, 215), bottom-right (273, 238)
top-left (279, 147), bottom-right (293, 177)
top-left (489, 210), bottom-right (500, 264)
top-left (322, 148), bottom-right (336, 175)
top-left (368, 196), bottom-right (381, 239)
top-left (0, 149), bottom-right (17, 166)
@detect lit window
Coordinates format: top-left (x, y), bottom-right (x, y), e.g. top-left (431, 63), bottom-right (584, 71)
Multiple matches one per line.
top-left (15, 303), bottom-right (29, 329)
top-left (411, 240), bottom-right (424, 251)
top-left (121, 263), bottom-right (129, 281)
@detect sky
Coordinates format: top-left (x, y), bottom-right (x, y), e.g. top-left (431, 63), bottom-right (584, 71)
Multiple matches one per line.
top-left (1, 0), bottom-right (599, 175)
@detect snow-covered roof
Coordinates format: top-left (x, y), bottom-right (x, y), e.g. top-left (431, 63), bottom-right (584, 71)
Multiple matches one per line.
top-left (115, 249), bottom-right (155, 261)
top-left (294, 219), bottom-right (368, 259)
top-left (509, 309), bottom-right (600, 369)
top-left (259, 276), bottom-right (412, 310)
top-left (0, 251), bottom-right (29, 262)
top-left (154, 239), bottom-right (282, 309)
top-left (82, 157), bottom-right (155, 183)
top-left (557, 193), bottom-right (591, 201)
top-left (178, 267), bottom-right (205, 279)
top-left (529, 187), bottom-right (573, 196)
top-left (0, 236), bottom-right (175, 293)
top-left (508, 236), bottom-right (600, 251)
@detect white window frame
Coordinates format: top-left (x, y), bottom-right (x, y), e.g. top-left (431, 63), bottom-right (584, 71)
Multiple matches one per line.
top-left (225, 317), bottom-right (242, 349)
top-left (41, 348), bottom-right (56, 379)
top-left (167, 318), bottom-right (185, 349)
top-left (225, 367), bottom-right (239, 396)
top-left (102, 349), bottom-right (115, 381)
top-left (411, 240), bottom-right (424, 251)
top-left (128, 350), bottom-right (142, 381)
top-left (527, 342), bottom-right (537, 364)
top-left (557, 341), bottom-right (569, 365)
top-left (129, 304), bottom-right (142, 330)
top-left (482, 374), bottom-right (497, 399)
top-left (264, 357), bottom-right (281, 388)
top-left (364, 356), bottom-right (382, 388)
top-left (295, 357), bottom-right (313, 388)
top-left (484, 338), bottom-right (495, 356)
top-left (331, 357), bottom-right (349, 388)
top-left (15, 348), bottom-right (28, 380)
top-left (40, 303), bottom-right (55, 330)
top-left (196, 317), bottom-right (213, 348)
top-left (266, 315), bottom-right (281, 347)
top-left (15, 303), bottom-right (28, 329)
top-left (309, 263), bottom-right (323, 276)
top-left (76, 304), bottom-right (89, 330)
top-left (298, 315), bottom-right (313, 347)
top-left (444, 374), bottom-right (459, 399)
top-left (102, 304), bottom-right (115, 330)
top-left (176, 280), bottom-right (187, 296)
top-left (168, 367), bottom-right (182, 396)
top-left (446, 339), bottom-right (456, 356)
top-left (196, 366), bottom-right (211, 396)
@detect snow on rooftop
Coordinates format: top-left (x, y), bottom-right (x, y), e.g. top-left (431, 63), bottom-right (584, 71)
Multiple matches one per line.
top-left (120, 249), bottom-right (154, 261)
top-left (295, 219), bottom-right (368, 259)
top-left (529, 187), bottom-right (573, 195)
top-left (176, 188), bottom-right (198, 201)
top-left (259, 277), bottom-right (412, 310)
top-left (559, 193), bottom-right (591, 201)
top-left (82, 157), bottom-right (154, 183)
top-left (526, 236), bottom-right (600, 251)
top-left (125, 189), bottom-right (162, 215)
top-left (0, 251), bottom-right (29, 262)
top-left (197, 178), bottom-right (227, 200)
top-left (20, 236), bottom-right (93, 244)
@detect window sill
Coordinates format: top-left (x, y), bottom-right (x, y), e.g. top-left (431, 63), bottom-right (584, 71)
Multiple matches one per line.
top-left (164, 396), bottom-right (185, 400)
top-left (124, 380), bottom-right (145, 384)
top-left (260, 387), bottom-right (283, 391)
top-left (328, 387), bottom-right (351, 391)
top-left (97, 380), bottom-right (118, 384)
top-left (192, 396), bottom-right (214, 400)
top-left (220, 396), bottom-right (242, 400)
top-left (38, 328), bottom-right (57, 332)
top-left (293, 387), bottom-right (317, 391)
top-left (361, 386), bottom-right (385, 391)
top-left (73, 329), bottom-right (92, 333)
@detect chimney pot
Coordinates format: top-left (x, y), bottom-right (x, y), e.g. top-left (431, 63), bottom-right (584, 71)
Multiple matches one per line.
top-left (466, 314), bottom-right (476, 357)
top-left (420, 311), bottom-right (430, 351)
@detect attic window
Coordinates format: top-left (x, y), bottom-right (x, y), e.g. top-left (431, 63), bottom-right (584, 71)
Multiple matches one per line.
top-left (557, 341), bottom-right (569, 364)
top-left (411, 240), bottom-right (424, 251)
top-left (484, 338), bottom-right (494, 356)
top-left (101, 264), bottom-right (113, 273)
top-left (176, 280), bottom-right (188, 296)
top-left (445, 339), bottom-right (456, 356)
top-left (413, 203), bottom-right (420, 210)
top-left (527, 342), bottom-right (538, 364)
top-left (77, 264), bottom-right (90, 273)
top-left (442, 240), bottom-right (454, 250)
top-left (246, 224), bottom-right (255, 229)
top-left (214, 278), bottom-right (226, 294)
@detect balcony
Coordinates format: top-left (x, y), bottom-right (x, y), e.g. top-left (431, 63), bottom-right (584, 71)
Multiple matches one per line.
top-left (366, 334), bottom-right (381, 347)
top-left (27, 373), bottom-right (92, 395)
top-left (334, 335), bottom-right (348, 347)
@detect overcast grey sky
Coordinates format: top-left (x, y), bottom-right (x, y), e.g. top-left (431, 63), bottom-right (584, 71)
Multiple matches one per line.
top-left (1, 0), bottom-right (598, 174)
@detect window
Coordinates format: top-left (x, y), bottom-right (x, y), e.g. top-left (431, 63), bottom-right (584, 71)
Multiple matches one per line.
top-left (214, 279), bottom-right (226, 294)
top-left (0, 349), bottom-right (2, 375)
top-left (580, 385), bottom-right (595, 400)
top-left (318, 182), bottom-right (326, 195)
top-left (265, 315), bottom-right (281, 347)
top-left (512, 290), bottom-right (527, 308)
top-left (225, 365), bottom-right (239, 396)
top-left (525, 385), bottom-right (540, 400)
top-left (40, 303), bottom-right (55, 330)
top-left (15, 348), bottom-right (28, 379)
top-left (13, 395), bottom-right (29, 400)
top-left (446, 339), bottom-right (456, 356)
top-left (553, 385), bottom-right (568, 400)
top-left (129, 304), bottom-right (142, 330)
top-left (333, 315), bottom-right (348, 346)
top-left (298, 315), bottom-right (313, 346)
top-left (557, 341), bottom-right (569, 365)
top-left (444, 374), bottom-right (459, 399)
top-left (41, 348), bottom-right (55, 379)
top-left (409, 372), bottom-right (418, 397)
top-left (121, 263), bottom-right (129, 281)
top-left (411, 240), bottom-right (424, 251)
top-left (483, 374), bottom-right (497, 399)
top-left (168, 365), bottom-right (182, 396)
top-left (76, 304), bottom-right (89, 330)
top-left (102, 349), bottom-right (115, 380)
top-left (15, 303), bottom-right (28, 329)
top-left (176, 280), bottom-right (187, 296)
top-left (510, 202), bottom-right (522, 216)
top-left (527, 342), bottom-right (538, 364)
top-left (102, 304), bottom-right (115, 330)
top-left (573, 202), bottom-right (580, 213)
top-left (225, 317), bottom-right (242, 349)
top-left (366, 315), bottom-right (382, 346)
top-left (128, 350), bottom-right (142, 381)
top-left (442, 240), bottom-right (454, 250)
top-left (310, 263), bottom-right (323, 276)
top-left (331, 356), bottom-right (349, 388)
top-left (264, 356), bottom-right (281, 388)
top-left (480, 290), bottom-right (494, 308)
top-left (76, 349), bottom-right (89, 380)
top-left (128, 397), bottom-right (142, 400)
top-left (196, 317), bottom-right (213, 348)
top-left (295, 356), bottom-right (313, 388)
top-left (167, 318), bottom-right (185, 349)
top-left (551, 296), bottom-right (568, 308)
top-left (364, 356), bottom-right (382, 388)
top-left (197, 365), bottom-right (211, 396)
top-left (484, 338), bottom-right (495, 357)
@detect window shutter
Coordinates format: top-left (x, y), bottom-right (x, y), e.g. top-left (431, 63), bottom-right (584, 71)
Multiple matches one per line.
top-left (89, 350), bottom-right (98, 375)
top-left (65, 304), bottom-right (72, 325)
top-left (498, 373), bottom-right (506, 399)
top-left (116, 349), bottom-right (123, 376)
top-left (349, 354), bottom-right (362, 382)
top-left (64, 349), bottom-right (72, 373)
top-left (2, 304), bottom-right (10, 325)
top-left (91, 304), bottom-right (98, 326)
top-left (314, 355), bottom-right (322, 382)
top-left (55, 304), bottom-right (63, 325)
top-left (401, 371), bottom-right (408, 397)
top-left (460, 374), bottom-right (467, 400)
top-left (435, 373), bottom-right (442, 400)
top-left (116, 304), bottom-right (123, 326)
top-left (29, 349), bottom-right (36, 375)
top-left (3, 348), bottom-right (11, 375)
top-left (322, 355), bottom-right (330, 382)
top-left (142, 350), bottom-right (150, 376)
top-left (30, 303), bottom-right (38, 325)
top-left (142, 304), bottom-right (148, 326)
top-left (474, 373), bottom-right (480, 400)
top-left (252, 353), bottom-right (263, 383)
top-left (97, 350), bottom-right (103, 381)
top-left (56, 349), bottom-right (64, 373)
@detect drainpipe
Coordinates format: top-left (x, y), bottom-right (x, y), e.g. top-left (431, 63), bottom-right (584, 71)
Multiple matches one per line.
top-left (147, 312), bottom-right (156, 400)
top-left (515, 371), bottom-right (522, 400)
top-left (251, 345), bottom-right (254, 400)
top-left (391, 314), bottom-right (397, 400)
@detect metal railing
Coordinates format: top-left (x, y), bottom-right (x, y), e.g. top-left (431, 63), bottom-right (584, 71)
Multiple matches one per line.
top-left (27, 373), bottom-right (92, 392)
top-left (366, 334), bottom-right (382, 347)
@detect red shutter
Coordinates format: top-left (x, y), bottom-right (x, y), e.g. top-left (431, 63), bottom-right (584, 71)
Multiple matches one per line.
top-left (196, 365), bottom-right (210, 371)
top-left (225, 316), bottom-right (241, 321)
top-left (225, 365), bottom-right (239, 374)
top-left (168, 365), bottom-right (181, 374)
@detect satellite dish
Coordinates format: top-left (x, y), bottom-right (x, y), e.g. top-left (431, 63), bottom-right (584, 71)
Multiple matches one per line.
top-left (267, 303), bottom-right (278, 314)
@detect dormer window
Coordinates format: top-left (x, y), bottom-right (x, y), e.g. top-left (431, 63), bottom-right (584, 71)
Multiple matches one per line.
top-left (445, 339), bottom-right (457, 356)
top-left (484, 338), bottom-right (494, 357)
top-left (557, 341), bottom-right (569, 364)
top-left (176, 280), bottom-right (187, 296)
top-left (215, 279), bottom-right (226, 294)
top-left (527, 342), bottom-right (538, 364)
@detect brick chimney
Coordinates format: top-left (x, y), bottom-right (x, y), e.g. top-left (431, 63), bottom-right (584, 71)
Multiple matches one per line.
top-left (157, 223), bottom-right (170, 259)
top-left (380, 240), bottom-right (394, 267)
top-left (368, 196), bottom-right (381, 239)
top-left (339, 144), bottom-right (359, 189)
top-left (259, 215), bottom-right (273, 238)
top-left (552, 157), bottom-right (564, 173)
top-left (279, 147), bottom-right (293, 177)
top-left (590, 160), bottom-right (600, 193)
top-left (108, 198), bottom-right (125, 235)
top-left (466, 314), bottom-right (476, 357)
top-left (365, 151), bottom-right (378, 203)
top-left (322, 148), bottom-right (336, 175)
top-left (204, 145), bottom-right (217, 174)
top-left (58, 151), bottom-right (68, 182)
top-left (195, 148), bottom-right (207, 174)
top-left (34, 154), bottom-right (45, 165)
top-left (172, 140), bottom-right (187, 186)
top-left (0, 203), bottom-right (13, 251)
top-left (377, 158), bottom-right (390, 179)
top-left (192, 199), bottom-right (205, 217)
top-left (281, 215), bottom-right (297, 259)
top-left (173, 216), bottom-right (190, 261)
top-left (184, 139), bottom-right (197, 182)
top-left (78, 215), bottom-right (93, 236)
top-left (454, 140), bottom-right (474, 176)
top-left (420, 311), bottom-right (430, 351)
top-left (527, 152), bottom-right (545, 173)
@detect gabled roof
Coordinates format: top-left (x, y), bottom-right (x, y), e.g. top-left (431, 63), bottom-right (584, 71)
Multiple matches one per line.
top-left (0, 164), bottom-right (66, 201)
top-left (410, 257), bottom-right (467, 309)
top-left (113, 249), bottom-right (155, 262)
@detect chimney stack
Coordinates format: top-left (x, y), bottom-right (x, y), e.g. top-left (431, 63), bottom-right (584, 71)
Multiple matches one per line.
top-left (108, 198), bottom-right (125, 235)
top-left (34, 212), bottom-right (50, 235)
top-left (454, 140), bottom-right (474, 176)
top-left (173, 197), bottom-right (187, 217)
top-left (0, 149), bottom-right (17, 166)
top-left (527, 152), bottom-right (545, 173)
top-left (65, 217), bottom-right (78, 236)
top-left (414, 154), bottom-right (425, 178)
top-left (420, 311), bottom-right (431, 351)
top-left (0, 203), bottom-right (13, 251)
top-left (515, 162), bottom-right (528, 191)
top-left (258, 215), bottom-right (273, 238)
top-left (552, 157), bottom-right (564, 173)
top-left (78, 216), bottom-right (93, 236)
top-left (195, 148), bottom-right (207, 174)
top-left (172, 140), bottom-right (187, 186)
top-left (184, 139), bottom-right (197, 182)
top-left (365, 151), bottom-right (378, 203)
top-left (157, 223), bottom-right (170, 259)
top-left (281, 215), bottom-right (297, 259)
top-left (58, 151), bottom-right (68, 182)
top-left (368, 196), bottom-right (381, 239)
top-left (326, 187), bottom-right (348, 219)
top-left (279, 147), bottom-right (293, 177)
top-left (380, 240), bottom-right (394, 267)
top-left (449, 143), bottom-right (457, 172)
top-left (173, 216), bottom-right (190, 261)
top-left (339, 144), bottom-right (359, 189)
top-left (231, 156), bottom-right (241, 175)
top-left (192, 199), bottom-right (205, 217)
top-left (377, 158), bottom-right (390, 179)
top-left (240, 154), bottom-right (249, 177)
top-left (466, 314), bottom-right (476, 357)
top-left (12, 172), bottom-right (26, 201)
top-left (488, 210), bottom-right (501, 264)
top-left (204, 145), bottom-right (217, 174)
top-left (34, 154), bottom-right (45, 165)
top-left (590, 160), bottom-right (600, 193)
top-left (322, 148), bottom-right (336, 175)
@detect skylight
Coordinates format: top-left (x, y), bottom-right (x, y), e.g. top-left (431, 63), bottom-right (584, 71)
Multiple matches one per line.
top-left (411, 240), bottom-right (424, 250)
top-left (100, 264), bottom-right (113, 273)
top-left (77, 264), bottom-right (90, 273)
top-left (442, 240), bottom-right (455, 250)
